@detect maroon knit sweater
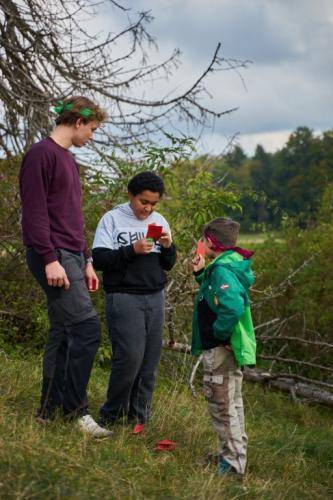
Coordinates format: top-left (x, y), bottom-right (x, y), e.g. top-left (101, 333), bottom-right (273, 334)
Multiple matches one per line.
top-left (19, 137), bottom-right (88, 265)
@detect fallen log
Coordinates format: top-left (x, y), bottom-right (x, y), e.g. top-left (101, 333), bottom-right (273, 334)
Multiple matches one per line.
top-left (162, 339), bottom-right (333, 408)
top-left (244, 369), bottom-right (333, 408)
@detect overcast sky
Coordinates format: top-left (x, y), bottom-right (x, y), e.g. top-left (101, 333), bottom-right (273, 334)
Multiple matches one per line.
top-left (100, 0), bottom-right (333, 156)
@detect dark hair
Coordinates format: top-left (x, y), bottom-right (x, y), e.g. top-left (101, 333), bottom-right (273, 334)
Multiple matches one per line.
top-left (127, 171), bottom-right (165, 196)
top-left (203, 217), bottom-right (240, 246)
top-left (54, 96), bottom-right (108, 126)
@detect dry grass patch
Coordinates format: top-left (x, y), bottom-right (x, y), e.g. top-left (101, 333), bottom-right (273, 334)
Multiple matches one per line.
top-left (0, 351), bottom-right (332, 499)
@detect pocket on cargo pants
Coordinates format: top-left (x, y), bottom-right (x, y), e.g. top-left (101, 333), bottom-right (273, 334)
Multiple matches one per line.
top-left (48, 249), bottom-right (97, 326)
top-left (202, 346), bottom-right (235, 401)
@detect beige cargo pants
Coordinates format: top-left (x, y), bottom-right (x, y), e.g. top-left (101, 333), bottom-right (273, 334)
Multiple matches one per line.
top-left (202, 346), bottom-right (247, 474)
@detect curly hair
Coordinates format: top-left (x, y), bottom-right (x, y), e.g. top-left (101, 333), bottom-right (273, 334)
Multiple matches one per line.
top-left (127, 171), bottom-right (165, 196)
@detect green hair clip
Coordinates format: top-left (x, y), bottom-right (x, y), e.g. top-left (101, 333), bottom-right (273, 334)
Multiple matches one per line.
top-left (53, 101), bottom-right (73, 114)
top-left (53, 100), bottom-right (93, 118)
top-left (78, 108), bottom-right (93, 118)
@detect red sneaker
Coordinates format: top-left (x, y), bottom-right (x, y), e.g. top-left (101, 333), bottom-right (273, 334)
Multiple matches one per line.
top-left (133, 423), bottom-right (145, 435)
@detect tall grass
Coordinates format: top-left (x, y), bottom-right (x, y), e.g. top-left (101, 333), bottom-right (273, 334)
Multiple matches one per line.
top-left (0, 350), bottom-right (332, 499)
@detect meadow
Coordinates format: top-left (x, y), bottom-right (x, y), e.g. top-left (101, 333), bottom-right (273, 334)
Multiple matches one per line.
top-left (0, 350), bottom-right (332, 499)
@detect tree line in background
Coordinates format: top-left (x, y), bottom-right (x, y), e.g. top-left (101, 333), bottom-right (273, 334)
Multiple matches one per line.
top-left (208, 126), bottom-right (333, 230)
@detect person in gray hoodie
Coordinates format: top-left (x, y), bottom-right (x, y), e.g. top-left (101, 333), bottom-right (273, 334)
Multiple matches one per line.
top-left (92, 171), bottom-right (176, 430)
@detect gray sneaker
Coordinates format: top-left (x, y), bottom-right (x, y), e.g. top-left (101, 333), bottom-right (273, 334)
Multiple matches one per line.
top-left (78, 415), bottom-right (113, 438)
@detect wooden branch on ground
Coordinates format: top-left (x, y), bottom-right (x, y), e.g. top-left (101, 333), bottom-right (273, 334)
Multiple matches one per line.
top-left (249, 371), bottom-right (333, 390)
top-left (254, 318), bottom-right (280, 330)
top-left (268, 343), bottom-right (287, 373)
top-left (189, 355), bottom-right (203, 397)
top-left (244, 369), bottom-right (333, 408)
top-left (257, 354), bottom-right (333, 374)
top-left (257, 335), bottom-right (333, 349)
top-left (162, 339), bottom-right (191, 354)
top-left (162, 339), bottom-right (333, 407)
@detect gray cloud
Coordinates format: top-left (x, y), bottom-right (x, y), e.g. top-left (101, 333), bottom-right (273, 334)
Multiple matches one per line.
top-left (130, 0), bottom-right (333, 64)
top-left (147, 2), bottom-right (304, 63)
top-left (101, 0), bottom-right (333, 152)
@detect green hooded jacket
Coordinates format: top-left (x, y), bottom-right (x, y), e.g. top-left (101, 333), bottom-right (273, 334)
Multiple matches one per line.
top-left (191, 250), bottom-right (256, 366)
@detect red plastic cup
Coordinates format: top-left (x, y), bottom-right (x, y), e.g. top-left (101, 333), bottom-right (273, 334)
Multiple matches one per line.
top-left (89, 277), bottom-right (97, 292)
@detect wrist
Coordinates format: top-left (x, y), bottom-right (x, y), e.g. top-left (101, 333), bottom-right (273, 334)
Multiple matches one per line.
top-left (85, 257), bottom-right (93, 265)
top-left (45, 260), bottom-right (59, 270)
top-left (193, 268), bottom-right (204, 276)
top-left (42, 250), bottom-right (58, 266)
top-left (161, 241), bottom-right (172, 249)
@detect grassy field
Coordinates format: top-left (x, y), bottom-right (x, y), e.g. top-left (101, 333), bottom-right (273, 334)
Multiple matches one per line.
top-left (237, 232), bottom-right (284, 246)
top-left (0, 350), bottom-right (332, 499)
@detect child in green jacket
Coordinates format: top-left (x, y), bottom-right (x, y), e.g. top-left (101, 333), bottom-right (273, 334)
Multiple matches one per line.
top-left (191, 217), bottom-right (256, 476)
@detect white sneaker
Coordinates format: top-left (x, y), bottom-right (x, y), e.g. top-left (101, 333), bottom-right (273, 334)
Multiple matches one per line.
top-left (78, 414), bottom-right (113, 438)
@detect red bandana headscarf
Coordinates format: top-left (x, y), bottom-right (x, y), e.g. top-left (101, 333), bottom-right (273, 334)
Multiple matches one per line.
top-left (204, 231), bottom-right (254, 259)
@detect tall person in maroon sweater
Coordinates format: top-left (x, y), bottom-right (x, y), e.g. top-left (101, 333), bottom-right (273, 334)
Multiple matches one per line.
top-left (19, 96), bottom-right (112, 437)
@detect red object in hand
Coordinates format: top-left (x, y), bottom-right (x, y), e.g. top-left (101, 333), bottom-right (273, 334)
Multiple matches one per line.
top-left (89, 278), bottom-right (97, 292)
top-left (196, 240), bottom-right (206, 257)
top-left (133, 423), bottom-right (145, 435)
top-left (155, 439), bottom-right (177, 452)
top-left (146, 224), bottom-right (163, 241)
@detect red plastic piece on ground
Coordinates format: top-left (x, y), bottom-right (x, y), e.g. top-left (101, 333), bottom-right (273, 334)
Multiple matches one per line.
top-left (133, 423), bottom-right (145, 435)
top-left (155, 439), bottom-right (177, 451)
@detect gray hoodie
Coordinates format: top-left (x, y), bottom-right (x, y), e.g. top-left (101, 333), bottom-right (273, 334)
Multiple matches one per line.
top-left (92, 203), bottom-right (176, 294)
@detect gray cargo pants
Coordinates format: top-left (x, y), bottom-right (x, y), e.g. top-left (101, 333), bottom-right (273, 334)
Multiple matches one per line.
top-left (202, 346), bottom-right (247, 475)
top-left (26, 248), bottom-right (101, 418)
top-left (100, 291), bottom-right (164, 424)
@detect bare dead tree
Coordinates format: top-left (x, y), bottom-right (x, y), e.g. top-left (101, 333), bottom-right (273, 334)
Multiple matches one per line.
top-left (0, 0), bottom-right (250, 158)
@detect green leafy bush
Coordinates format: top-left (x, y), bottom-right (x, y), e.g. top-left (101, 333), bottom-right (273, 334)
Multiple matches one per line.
top-left (0, 139), bottom-right (240, 362)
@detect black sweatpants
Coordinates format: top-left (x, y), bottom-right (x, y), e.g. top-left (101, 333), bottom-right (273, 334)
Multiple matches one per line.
top-left (26, 248), bottom-right (101, 418)
top-left (100, 291), bottom-right (164, 424)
